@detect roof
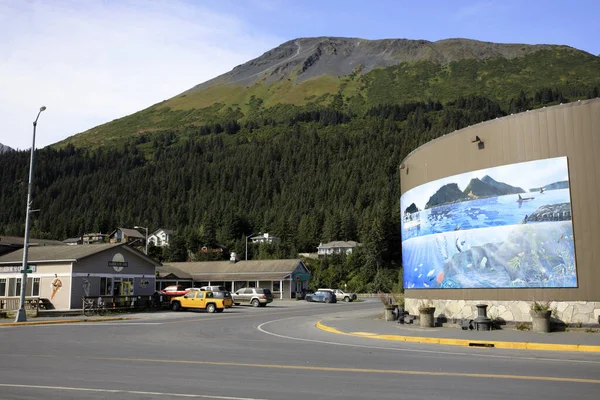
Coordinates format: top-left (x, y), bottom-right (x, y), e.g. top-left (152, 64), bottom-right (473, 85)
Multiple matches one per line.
top-left (0, 235), bottom-right (67, 247)
top-left (161, 259), bottom-right (308, 281)
top-left (318, 241), bottom-right (360, 249)
top-left (118, 228), bottom-right (145, 239)
top-left (150, 228), bottom-right (174, 236)
top-left (250, 233), bottom-right (279, 241)
top-left (63, 238), bottom-right (81, 244)
top-left (0, 243), bottom-right (161, 266)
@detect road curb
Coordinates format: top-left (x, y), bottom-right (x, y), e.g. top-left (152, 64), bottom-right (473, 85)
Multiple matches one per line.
top-left (315, 320), bottom-right (600, 353)
top-left (0, 317), bottom-right (130, 327)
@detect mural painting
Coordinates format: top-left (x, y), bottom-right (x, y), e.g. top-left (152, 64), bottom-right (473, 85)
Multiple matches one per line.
top-left (50, 274), bottom-right (63, 300)
top-left (401, 157), bottom-right (576, 289)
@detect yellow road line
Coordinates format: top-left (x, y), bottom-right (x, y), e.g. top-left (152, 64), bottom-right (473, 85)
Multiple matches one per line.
top-left (62, 355), bottom-right (600, 384)
top-left (0, 317), bottom-right (129, 327)
top-left (315, 321), bottom-right (600, 353)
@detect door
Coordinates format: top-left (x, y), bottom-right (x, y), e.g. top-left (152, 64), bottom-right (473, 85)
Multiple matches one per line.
top-left (180, 291), bottom-right (198, 308)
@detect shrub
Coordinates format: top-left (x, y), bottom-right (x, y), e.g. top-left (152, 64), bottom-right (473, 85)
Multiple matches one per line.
top-left (530, 300), bottom-right (551, 312)
top-left (516, 322), bottom-right (531, 331)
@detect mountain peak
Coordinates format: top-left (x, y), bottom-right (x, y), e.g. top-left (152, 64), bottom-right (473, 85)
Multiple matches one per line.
top-left (0, 143), bottom-right (14, 154)
top-left (184, 37), bottom-right (566, 93)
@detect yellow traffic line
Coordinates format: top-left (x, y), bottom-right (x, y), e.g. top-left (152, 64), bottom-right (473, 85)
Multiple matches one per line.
top-left (71, 355), bottom-right (600, 384)
top-left (0, 317), bottom-right (129, 327)
top-left (315, 321), bottom-right (600, 353)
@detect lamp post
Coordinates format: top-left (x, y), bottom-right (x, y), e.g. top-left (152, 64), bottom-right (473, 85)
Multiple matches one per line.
top-left (15, 106), bottom-right (46, 323)
top-left (245, 232), bottom-right (262, 261)
top-left (134, 226), bottom-right (148, 254)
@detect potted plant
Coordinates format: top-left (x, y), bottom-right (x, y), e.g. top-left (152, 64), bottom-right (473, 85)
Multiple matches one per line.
top-left (418, 300), bottom-right (436, 328)
top-left (377, 290), bottom-right (397, 321)
top-left (530, 301), bottom-right (552, 333)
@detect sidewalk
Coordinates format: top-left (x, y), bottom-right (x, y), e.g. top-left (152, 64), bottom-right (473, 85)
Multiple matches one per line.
top-left (0, 315), bottom-right (131, 327)
top-left (316, 311), bottom-right (600, 353)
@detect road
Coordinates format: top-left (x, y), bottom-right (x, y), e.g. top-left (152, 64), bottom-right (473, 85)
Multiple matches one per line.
top-left (1, 299), bottom-right (598, 399)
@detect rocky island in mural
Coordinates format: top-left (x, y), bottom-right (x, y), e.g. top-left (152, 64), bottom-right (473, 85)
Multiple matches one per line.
top-left (401, 157), bottom-right (576, 289)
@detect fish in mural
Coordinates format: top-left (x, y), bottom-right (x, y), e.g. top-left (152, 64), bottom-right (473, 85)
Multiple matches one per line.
top-left (557, 234), bottom-right (564, 243)
top-left (427, 269), bottom-right (436, 277)
top-left (436, 271), bottom-right (445, 284)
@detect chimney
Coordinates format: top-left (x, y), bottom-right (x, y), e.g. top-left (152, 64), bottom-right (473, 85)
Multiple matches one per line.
top-left (230, 252), bottom-right (238, 263)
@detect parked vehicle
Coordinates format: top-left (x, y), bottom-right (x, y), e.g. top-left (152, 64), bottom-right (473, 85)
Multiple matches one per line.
top-left (170, 290), bottom-right (227, 313)
top-left (199, 286), bottom-right (233, 308)
top-left (210, 290), bottom-right (233, 308)
top-left (199, 285), bottom-right (228, 292)
top-left (160, 285), bottom-right (191, 296)
top-left (318, 288), bottom-right (357, 302)
top-left (232, 287), bottom-right (273, 307)
top-left (305, 289), bottom-right (337, 303)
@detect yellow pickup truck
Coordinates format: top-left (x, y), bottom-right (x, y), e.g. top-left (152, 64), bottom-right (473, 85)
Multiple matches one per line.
top-left (170, 290), bottom-right (230, 313)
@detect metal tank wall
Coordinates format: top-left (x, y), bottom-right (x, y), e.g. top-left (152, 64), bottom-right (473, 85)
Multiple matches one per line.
top-left (400, 99), bottom-right (600, 324)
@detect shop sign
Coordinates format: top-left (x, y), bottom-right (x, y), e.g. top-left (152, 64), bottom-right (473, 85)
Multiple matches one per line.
top-left (0, 265), bottom-right (37, 273)
top-left (109, 253), bottom-right (128, 272)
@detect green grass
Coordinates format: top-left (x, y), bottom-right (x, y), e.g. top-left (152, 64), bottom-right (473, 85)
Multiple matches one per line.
top-left (54, 47), bottom-right (600, 150)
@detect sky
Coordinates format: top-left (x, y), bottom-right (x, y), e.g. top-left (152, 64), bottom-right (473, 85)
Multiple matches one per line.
top-left (1, 0), bottom-right (599, 150)
top-left (400, 157), bottom-right (569, 212)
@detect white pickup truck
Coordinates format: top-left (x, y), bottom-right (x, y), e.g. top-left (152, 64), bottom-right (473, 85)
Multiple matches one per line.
top-left (318, 288), bottom-right (357, 302)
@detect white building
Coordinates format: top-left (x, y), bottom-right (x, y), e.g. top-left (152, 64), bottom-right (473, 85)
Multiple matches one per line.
top-left (148, 229), bottom-right (173, 247)
top-left (317, 241), bottom-right (360, 257)
top-left (250, 233), bottom-right (279, 244)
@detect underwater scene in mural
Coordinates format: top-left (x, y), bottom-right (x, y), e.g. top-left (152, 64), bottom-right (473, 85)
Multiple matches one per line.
top-left (401, 157), bottom-right (576, 289)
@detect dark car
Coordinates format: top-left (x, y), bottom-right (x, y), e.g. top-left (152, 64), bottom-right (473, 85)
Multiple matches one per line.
top-left (305, 289), bottom-right (337, 303)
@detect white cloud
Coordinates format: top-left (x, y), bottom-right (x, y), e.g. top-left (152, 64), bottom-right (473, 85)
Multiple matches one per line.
top-left (0, 0), bottom-right (282, 150)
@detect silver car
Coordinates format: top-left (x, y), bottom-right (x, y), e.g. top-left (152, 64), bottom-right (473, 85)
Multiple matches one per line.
top-left (232, 287), bottom-right (273, 307)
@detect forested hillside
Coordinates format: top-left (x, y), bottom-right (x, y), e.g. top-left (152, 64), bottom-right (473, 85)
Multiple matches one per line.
top-left (2, 87), bottom-right (598, 291)
top-left (2, 36), bottom-right (600, 292)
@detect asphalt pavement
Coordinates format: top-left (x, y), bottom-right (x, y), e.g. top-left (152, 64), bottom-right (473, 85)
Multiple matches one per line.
top-left (3, 298), bottom-right (600, 353)
top-left (1, 299), bottom-right (599, 400)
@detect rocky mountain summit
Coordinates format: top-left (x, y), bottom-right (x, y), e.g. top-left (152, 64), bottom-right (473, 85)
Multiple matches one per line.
top-left (185, 37), bottom-right (564, 92)
top-left (0, 143), bottom-right (14, 154)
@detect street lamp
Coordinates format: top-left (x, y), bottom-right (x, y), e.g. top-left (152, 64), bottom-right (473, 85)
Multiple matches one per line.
top-left (15, 106), bottom-right (46, 323)
top-left (134, 226), bottom-right (148, 254)
top-left (245, 231), bottom-right (262, 261)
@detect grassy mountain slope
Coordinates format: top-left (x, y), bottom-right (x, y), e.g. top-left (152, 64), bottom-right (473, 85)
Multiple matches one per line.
top-left (56, 37), bottom-right (600, 150)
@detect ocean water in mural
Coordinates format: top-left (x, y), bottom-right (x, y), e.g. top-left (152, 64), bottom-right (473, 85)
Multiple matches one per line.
top-left (400, 157), bottom-right (577, 289)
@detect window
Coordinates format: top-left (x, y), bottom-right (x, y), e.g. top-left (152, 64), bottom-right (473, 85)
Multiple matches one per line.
top-left (273, 281), bottom-right (280, 292)
top-left (100, 277), bottom-right (113, 295)
top-left (15, 278), bottom-right (22, 297)
top-left (32, 278), bottom-right (40, 296)
top-left (0, 278), bottom-right (6, 296)
top-left (248, 281), bottom-right (257, 288)
top-left (8, 278), bottom-right (16, 296)
top-left (25, 277), bottom-right (33, 296)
